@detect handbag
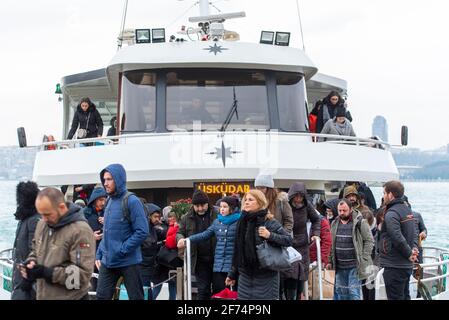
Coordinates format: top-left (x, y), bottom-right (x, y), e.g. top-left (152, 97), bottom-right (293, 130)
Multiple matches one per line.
top-left (76, 112), bottom-right (91, 139)
top-left (156, 246), bottom-right (183, 268)
top-left (286, 246), bottom-right (302, 264)
top-left (256, 241), bottom-right (291, 271)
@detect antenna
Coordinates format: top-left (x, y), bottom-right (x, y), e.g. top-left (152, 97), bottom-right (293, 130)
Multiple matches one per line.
top-left (118, 0), bottom-right (129, 50)
top-left (295, 0), bottom-right (306, 51)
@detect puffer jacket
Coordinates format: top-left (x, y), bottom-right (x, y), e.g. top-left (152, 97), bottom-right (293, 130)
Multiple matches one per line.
top-left (27, 204), bottom-right (95, 300)
top-left (188, 212), bottom-right (241, 273)
top-left (96, 164), bottom-right (149, 268)
top-left (228, 213), bottom-right (293, 300)
top-left (379, 198), bottom-right (418, 269)
top-left (329, 209), bottom-right (375, 280)
top-left (309, 216), bottom-right (332, 265)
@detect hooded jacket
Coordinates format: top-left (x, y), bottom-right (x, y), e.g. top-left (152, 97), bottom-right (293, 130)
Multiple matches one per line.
top-left (11, 182), bottom-right (40, 300)
top-left (96, 164), bottom-right (149, 268)
top-left (83, 187), bottom-right (107, 248)
top-left (27, 203), bottom-right (95, 300)
top-left (285, 182), bottom-right (321, 280)
top-left (379, 198), bottom-right (418, 269)
top-left (343, 186), bottom-right (375, 222)
top-left (67, 102), bottom-right (104, 139)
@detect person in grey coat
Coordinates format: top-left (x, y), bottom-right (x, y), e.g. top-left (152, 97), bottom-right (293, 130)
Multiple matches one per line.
top-left (11, 181), bottom-right (40, 300)
top-left (319, 107), bottom-right (356, 142)
top-left (225, 190), bottom-right (292, 300)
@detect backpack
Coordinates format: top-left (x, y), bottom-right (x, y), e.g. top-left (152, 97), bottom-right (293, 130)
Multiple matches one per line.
top-left (106, 191), bottom-right (150, 223)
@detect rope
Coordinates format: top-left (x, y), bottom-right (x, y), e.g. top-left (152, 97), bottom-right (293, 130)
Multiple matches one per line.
top-left (167, 1), bottom-right (199, 29)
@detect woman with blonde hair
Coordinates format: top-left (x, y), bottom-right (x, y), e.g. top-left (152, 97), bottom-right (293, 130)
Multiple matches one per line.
top-left (225, 190), bottom-right (292, 300)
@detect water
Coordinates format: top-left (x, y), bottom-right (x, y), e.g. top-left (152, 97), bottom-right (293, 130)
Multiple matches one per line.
top-left (0, 181), bottom-right (448, 250)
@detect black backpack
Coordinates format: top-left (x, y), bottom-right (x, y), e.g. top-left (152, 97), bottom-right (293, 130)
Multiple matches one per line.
top-left (106, 191), bottom-right (150, 223)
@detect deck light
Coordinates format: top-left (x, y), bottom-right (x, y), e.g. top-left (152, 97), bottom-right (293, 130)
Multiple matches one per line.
top-left (275, 32), bottom-right (290, 46)
top-left (135, 29), bottom-right (151, 43)
top-left (260, 31), bottom-right (275, 44)
top-left (152, 28), bottom-right (166, 43)
top-left (55, 83), bottom-right (62, 94)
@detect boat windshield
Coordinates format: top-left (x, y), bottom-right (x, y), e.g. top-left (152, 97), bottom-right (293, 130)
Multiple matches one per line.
top-left (120, 69), bottom-right (308, 132)
top-left (166, 69), bottom-right (269, 131)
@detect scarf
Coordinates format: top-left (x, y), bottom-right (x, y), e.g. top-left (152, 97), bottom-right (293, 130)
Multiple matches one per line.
top-left (217, 212), bottom-right (241, 225)
top-left (234, 209), bottom-right (267, 272)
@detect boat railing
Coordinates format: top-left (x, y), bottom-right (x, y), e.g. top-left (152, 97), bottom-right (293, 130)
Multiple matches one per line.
top-left (183, 238), bottom-right (192, 300)
top-left (38, 131), bottom-right (391, 151)
top-left (375, 246), bottom-right (449, 300)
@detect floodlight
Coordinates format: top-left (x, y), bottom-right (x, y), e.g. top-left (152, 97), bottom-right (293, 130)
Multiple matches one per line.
top-left (275, 32), bottom-right (290, 46)
top-left (152, 28), bottom-right (166, 43)
top-left (135, 29), bottom-right (151, 43)
top-left (260, 31), bottom-right (275, 45)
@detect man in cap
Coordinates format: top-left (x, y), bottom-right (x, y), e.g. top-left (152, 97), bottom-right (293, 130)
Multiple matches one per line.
top-left (177, 189), bottom-right (217, 300)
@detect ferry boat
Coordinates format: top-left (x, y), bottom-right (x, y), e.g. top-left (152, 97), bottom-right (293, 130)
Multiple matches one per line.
top-left (2, 0), bottom-right (448, 300)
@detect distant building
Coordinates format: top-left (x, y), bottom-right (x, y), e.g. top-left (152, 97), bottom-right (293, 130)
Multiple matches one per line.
top-left (372, 116), bottom-right (388, 142)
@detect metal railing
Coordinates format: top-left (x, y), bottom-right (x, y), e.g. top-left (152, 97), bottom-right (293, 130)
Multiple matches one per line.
top-left (374, 246), bottom-right (449, 300)
top-left (37, 131), bottom-right (391, 151)
top-left (183, 238), bottom-right (192, 300)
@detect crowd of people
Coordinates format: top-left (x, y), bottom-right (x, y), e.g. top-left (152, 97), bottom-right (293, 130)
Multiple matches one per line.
top-left (10, 164), bottom-right (427, 301)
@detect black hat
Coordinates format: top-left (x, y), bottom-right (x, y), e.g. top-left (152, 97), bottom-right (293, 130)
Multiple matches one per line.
top-left (192, 189), bottom-right (209, 205)
top-left (220, 196), bottom-right (240, 212)
top-left (335, 107), bottom-right (346, 118)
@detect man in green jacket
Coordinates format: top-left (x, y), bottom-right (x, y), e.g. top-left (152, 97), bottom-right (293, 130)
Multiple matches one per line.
top-left (326, 199), bottom-right (374, 300)
top-left (20, 188), bottom-right (95, 300)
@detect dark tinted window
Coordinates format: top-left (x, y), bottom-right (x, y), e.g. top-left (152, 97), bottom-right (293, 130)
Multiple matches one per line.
top-left (166, 69), bottom-right (270, 131)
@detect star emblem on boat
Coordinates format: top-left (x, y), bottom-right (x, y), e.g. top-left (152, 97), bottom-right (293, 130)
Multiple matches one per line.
top-left (204, 43), bottom-right (228, 56)
top-left (206, 141), bottom-right (241, 167)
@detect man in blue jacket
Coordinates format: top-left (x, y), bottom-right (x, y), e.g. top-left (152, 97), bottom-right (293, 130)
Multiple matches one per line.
top-left (379, 181), bottom-right (418, 300)
top-left (95, 164), bottom-right (149, 300)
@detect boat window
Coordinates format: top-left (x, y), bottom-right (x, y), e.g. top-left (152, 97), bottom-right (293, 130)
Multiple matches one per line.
top-left (276, 72), bottom-right (308, 132)
top-left (166, 69), bottom-right (270, 131)
top-left (120, 72), bottom-right (156, 132)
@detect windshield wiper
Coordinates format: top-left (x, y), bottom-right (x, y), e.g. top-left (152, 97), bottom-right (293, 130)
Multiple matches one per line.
top-left (219, 86), bottom-right (239, 133)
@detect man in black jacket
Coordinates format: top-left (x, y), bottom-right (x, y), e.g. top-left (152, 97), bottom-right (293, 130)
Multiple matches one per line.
top-left (379, 181), bottom-right (418, 300)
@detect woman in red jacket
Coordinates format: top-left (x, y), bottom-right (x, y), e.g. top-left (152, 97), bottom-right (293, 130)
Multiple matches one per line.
top-left (309, 215), bottom-right (332, 266)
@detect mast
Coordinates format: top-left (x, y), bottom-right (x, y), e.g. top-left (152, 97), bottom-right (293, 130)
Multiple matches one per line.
top-left (199, 0), bottom-right (210, 16)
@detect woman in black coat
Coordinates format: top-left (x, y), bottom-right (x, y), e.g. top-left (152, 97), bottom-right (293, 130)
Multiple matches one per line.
top-left (310, 91), bottom-right (352, 134)
top-left (226, 189), bottom-right (292, 300)
top-left (11, 181), bottom-right (40, 300)
top-left (67, 97), bottom-right (104, 140)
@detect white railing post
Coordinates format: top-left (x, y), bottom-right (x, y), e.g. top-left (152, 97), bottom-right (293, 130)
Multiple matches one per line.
top-left (315, 237), bottom-right (323, 300)
top-left (183, 238), bottom-right (192, 300)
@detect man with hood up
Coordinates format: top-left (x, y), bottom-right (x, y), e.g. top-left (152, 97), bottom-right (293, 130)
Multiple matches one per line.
top-left (84, 187), bottom-right (108, 249)
top-left (19, 188), bottom-right (95, 300)
top-left (95, 164), bottom-right (149, 300)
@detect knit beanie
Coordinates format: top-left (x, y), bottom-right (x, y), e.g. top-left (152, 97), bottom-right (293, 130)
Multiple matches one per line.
top-left (192, 189), bottom-right (209, 205)
top-left (220, 196), bottom-right (240, 212)
top-left (254, 174), bottom-right (274, 188)
top-left (335, 107), bottom-right (346, 118)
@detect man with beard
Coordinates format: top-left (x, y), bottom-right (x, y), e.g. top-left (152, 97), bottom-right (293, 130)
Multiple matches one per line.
top-left (177, 189), bottom-right (217, 300)
top-left (327, 199), bottom-right (374, 300)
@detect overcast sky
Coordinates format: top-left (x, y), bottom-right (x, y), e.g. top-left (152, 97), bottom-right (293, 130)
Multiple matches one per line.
top-left (1, 0), bottom-right (448, 150)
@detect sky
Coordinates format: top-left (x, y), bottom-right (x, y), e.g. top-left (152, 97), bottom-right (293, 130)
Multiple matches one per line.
top-left (1, 0), bottom-right (448, 150)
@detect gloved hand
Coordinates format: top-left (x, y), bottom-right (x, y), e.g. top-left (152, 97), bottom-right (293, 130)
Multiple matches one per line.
top-left (26, 264), bottom-right (54, 283)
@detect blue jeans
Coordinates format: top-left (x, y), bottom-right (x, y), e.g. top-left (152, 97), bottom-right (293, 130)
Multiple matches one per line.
top-left (334, 267), bottom-right (361, 300)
